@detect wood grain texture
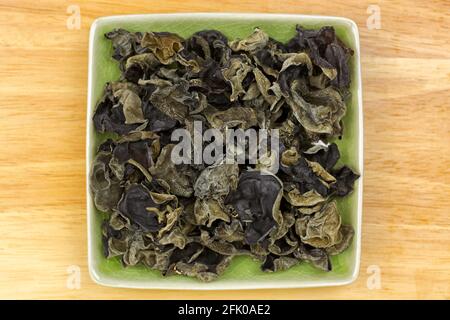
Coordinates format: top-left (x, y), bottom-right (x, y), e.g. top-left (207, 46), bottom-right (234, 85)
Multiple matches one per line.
top-left (0, 0), bottom-right (449, 299)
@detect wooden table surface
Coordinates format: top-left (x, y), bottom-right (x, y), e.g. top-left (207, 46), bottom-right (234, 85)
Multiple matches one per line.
top-left (0, 0), bottom-right (449, 300)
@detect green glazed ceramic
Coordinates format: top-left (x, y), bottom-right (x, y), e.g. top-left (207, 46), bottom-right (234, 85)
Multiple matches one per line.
top-left (86, 13), bottom-right (363, 289)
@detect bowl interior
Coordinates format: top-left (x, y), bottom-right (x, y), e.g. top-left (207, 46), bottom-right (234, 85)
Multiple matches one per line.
top-left (87, 13), bottom-right (362, 289)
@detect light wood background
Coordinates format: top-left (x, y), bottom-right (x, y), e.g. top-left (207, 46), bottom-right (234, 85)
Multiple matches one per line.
top-left (0, 0), bottom-right (449, 299)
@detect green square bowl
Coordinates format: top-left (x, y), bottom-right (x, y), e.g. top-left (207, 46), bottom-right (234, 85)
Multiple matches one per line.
top-left (86, 13), bottom-right (363, 290)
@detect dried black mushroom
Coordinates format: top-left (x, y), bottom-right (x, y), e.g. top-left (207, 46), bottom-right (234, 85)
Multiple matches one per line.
top-left (118, 184), bottom-right (163, 232)
top-left (286, 25), bottom-right (353, 88)
top-left (90, 26), bottom-right (359, 281)
top-left (225, 170), bottom-right (283, 245)
top-left (90, 151), bottom-right (123, 213)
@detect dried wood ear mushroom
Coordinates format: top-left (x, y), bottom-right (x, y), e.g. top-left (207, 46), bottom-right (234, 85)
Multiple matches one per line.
top-left (91, 26), bottom-right (359, 281)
